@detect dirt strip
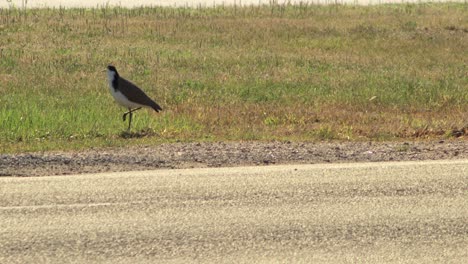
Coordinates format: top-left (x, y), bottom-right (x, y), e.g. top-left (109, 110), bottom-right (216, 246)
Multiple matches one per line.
top-left (0, 140), bottom-right (466, 177)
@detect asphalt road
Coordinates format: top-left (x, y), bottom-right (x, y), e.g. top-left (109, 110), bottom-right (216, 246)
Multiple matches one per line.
top-left (1, 160), bottom-right (467, 263)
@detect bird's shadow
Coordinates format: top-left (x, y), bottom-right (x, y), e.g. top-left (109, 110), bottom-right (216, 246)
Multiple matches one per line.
top-left (119, 128), bottom-right (158, 139)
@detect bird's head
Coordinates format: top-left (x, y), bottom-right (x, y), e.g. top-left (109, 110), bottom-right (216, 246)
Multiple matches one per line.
top-left (107, 65), bottom-right (118, 73)
top-left (106, 65), bottom-right (119, 80)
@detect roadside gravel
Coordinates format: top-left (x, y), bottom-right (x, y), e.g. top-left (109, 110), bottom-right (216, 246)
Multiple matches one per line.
top-left (1, 140), bottom-right (466, 176)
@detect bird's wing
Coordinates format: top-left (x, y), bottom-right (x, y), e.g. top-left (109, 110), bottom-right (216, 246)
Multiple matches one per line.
top-left (118, 77), bottom-right (162, 111)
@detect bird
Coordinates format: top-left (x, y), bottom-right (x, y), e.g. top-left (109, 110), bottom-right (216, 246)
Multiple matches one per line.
top-left (106, 65), bottom-right (162, 131)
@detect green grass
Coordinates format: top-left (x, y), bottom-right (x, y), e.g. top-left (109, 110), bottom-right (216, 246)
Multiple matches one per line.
top-left (0, 3), bottom-right (467, 153)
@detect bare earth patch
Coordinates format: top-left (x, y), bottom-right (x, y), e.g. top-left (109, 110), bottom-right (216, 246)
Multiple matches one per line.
top-left (0, 140), bottom-right (466, 177)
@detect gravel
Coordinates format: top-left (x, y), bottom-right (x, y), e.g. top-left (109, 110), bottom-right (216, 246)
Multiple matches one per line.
top-left (1, 140), bottom-right (467, 177)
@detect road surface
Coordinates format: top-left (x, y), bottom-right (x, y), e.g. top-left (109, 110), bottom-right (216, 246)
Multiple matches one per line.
top-left (1, 160), bottom-right (467, 263)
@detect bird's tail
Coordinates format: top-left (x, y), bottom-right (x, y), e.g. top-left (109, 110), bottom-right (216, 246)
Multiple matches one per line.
top-left (151, 101), bottom-right (163, 112)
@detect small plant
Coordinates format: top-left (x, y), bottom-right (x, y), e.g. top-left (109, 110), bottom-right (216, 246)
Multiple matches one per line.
top-left (314, 126), bottom-right (336, 140)
top-left (402, 21), bottom-right (417, 31)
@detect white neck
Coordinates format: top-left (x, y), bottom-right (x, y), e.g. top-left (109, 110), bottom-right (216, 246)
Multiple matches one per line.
top-left (107, 69), bottom-right (117, 90)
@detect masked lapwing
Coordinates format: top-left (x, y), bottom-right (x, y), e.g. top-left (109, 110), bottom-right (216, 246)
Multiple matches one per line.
top-left (106, 65), bottom-right (162, 131)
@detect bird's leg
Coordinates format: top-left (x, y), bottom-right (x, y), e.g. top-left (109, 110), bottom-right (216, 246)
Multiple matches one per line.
top-left (123, 107), bottom-right (142, 131)
top-left (128, 111), bottom-right (133, 131)
top-left (122, 107), bottom-right (142, 122)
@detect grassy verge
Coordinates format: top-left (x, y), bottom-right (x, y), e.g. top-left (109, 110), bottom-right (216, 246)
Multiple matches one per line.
top-left (0, 3), bottom-right (467, 153)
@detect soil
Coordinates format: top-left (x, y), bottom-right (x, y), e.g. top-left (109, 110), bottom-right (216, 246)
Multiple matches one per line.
top-left (0, 140), bottom-right (467, 177)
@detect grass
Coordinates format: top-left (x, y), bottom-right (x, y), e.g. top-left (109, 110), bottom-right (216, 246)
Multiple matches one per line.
top-left (0, 3), bottom-right (467, 153)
